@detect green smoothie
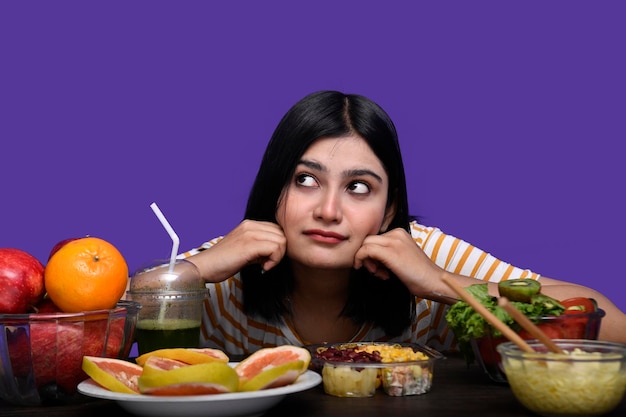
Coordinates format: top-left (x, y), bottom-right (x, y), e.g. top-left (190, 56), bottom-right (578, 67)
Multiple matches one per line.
top-left (135, 318), bottom-right (201, 355)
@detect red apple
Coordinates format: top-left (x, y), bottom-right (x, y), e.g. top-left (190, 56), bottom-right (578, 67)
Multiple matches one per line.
top-left (0, 248), bottom-right (45, 314)
top-left (47, 237), bottom-right (84, 261)
top-left (29, 297), bottom-right (62, 313)
top-left (7, 314), bottom-right (126, 393)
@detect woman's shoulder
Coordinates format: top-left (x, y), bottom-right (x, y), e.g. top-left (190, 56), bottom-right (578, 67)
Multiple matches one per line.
top-left (409, 220), bottom-right (440, 234)
top-left (409, 220), bottom-right (446, 245)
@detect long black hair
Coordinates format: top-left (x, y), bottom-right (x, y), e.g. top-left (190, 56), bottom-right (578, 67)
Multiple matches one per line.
top-left (241, 90), bottom-right (415, 337)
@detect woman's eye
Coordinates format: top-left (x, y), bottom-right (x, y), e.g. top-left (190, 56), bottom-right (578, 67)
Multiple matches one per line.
top-left (296, 173), bottom-right (317, 187)
top-left (348, 181), bottom-right (370, 195)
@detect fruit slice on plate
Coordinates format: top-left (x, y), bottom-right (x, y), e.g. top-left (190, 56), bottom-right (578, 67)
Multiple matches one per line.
top-left (239, 360), bottom-right (305, 392)
top-left (142, 355), bottom-right (189, 371)
top-left (138, 362), bottom-right (239, 395)
top-left (135, 347), bottom-right (229, 366)
top-left (235, 345), bottom-right (311, 391)
top-left (82, 356), bottom-right (143, 394)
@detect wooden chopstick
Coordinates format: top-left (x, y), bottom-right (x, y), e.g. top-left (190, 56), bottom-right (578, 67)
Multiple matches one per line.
top-left (440, 275), bottom-right (535, 353)
top-left (498, 297), bottom-right (564, 354)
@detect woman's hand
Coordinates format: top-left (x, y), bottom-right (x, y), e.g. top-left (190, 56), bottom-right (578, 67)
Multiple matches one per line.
top-left (353, 227), bottom-right (446, 298)
top-left (188, 220), bottom-right (287, 282)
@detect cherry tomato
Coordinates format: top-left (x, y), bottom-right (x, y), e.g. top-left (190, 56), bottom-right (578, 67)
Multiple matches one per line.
top-left (560, 297), bottom-right (597, 314)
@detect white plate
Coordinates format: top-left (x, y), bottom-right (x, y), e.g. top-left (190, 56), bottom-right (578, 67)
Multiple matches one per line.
top-left (77, 370), bottom-right (321, 417)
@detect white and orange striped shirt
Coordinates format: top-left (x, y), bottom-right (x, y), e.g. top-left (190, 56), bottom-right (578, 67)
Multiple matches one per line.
top-left (181, 221), bottom-right (539, 356)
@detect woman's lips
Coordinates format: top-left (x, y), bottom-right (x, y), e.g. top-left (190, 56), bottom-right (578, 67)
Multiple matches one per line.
top-left (304, 229), bottom-right (347, 244)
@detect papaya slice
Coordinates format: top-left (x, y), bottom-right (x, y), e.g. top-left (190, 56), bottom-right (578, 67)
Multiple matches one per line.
top-left (82, 356), bottom-right (143, 394)
top-left (234, 345), bottom-right (311, 390)
top-left (135, 347), bottom-right (229, 366)
top-left (138, 362), bottom-right (239, 396)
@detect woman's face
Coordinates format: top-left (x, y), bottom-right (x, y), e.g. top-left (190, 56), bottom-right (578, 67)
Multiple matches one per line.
top-left (276, 135), bottom-right (394, 270)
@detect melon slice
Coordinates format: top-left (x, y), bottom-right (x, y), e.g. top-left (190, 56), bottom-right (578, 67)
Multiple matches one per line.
top-left (135, 347), bottom-right (229, 366)
top-left (234, 345), bottom-right (311, 390)
top-left (82, 356), bottom-right (143, 394)
top-left (138, 362), bottom-right (239, 396)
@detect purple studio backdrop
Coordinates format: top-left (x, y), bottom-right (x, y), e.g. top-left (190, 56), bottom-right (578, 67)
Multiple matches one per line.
top-left (1, 2), bottom-right (625, 312)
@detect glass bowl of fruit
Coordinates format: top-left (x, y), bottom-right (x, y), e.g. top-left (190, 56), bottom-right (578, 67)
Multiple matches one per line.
top-left (307, 342), bottom-right (444, 397)
top-left (445, 279), bottom-right (605, 384)
top-left (0, 300), bottom-right (141, 406)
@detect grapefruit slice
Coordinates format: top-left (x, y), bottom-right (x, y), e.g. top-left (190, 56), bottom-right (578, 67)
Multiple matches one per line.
top-left (239, 360), bottom-right (305, 391)
top-left (82, 356), bottom-right (143, 394)
top-left (234, 345), bottom-right (311, 390)
top-left (142, 355), bottom-right (188, 371)
top-left (138, 362), bottom-right (239, 396)
top-left (135, 347), bottom-right (229, 366)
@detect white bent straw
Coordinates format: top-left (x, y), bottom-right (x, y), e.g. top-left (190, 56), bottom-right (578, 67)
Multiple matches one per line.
top-left (150, 202), bottom-right (179, 274)
top-left (150, 202), bottom-right (180, 324)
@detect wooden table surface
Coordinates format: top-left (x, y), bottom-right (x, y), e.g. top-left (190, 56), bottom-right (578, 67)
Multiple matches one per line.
top-left (1, 354), bottom-right (625, 417)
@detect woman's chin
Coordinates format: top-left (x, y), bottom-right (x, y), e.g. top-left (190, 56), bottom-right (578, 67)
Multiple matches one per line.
top-left (292, 257), bottom-right (354, 272)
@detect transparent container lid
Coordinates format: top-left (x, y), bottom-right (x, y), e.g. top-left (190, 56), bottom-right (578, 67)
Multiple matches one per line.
top-left (129, 259), bottom-right (205, 295)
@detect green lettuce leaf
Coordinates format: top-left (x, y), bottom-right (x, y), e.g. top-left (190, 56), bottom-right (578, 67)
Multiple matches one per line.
top-left (444, 283), bottom-right (564, 363)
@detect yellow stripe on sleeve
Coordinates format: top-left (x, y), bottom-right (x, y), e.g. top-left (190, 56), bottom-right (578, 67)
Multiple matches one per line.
top-left (469, 251), bottom-right (487, 278)
top-left (453, 244), bottom-right (475, 275)
top-left (482, 258), bottom-right (502, 281)
top-left (444, 239), bottom-right (460, 270)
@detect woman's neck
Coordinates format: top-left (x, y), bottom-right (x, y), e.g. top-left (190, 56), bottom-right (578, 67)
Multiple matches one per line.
top-left (287, 264), bottom-right (359, 344)
top-left (291, 261), bottom-right (351, 301)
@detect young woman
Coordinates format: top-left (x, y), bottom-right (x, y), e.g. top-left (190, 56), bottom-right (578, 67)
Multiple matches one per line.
top-left (183, 90), bottom-right (626, 356)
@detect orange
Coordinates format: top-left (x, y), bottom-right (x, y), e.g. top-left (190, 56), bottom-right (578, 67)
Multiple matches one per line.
top-left (44, 237), bottom-right (128, 313)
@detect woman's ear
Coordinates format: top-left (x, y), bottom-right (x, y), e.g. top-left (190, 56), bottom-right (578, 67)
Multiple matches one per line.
top-left (380, 200), bottom-right (397, 233)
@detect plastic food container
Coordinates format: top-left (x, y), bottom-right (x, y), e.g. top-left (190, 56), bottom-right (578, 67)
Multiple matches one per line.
top-left (0, 300), bottom-right (140, 406)
top-left (126, 259), bottom-right (207, 355)
top-left (497, 339), bottom-right (626, 417)
top-left (472, 308), bottom-right (605, 383)
top-left (307, 342), bottom-right (444, 397)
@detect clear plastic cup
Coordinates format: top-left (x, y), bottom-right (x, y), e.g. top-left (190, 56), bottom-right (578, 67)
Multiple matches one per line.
top-left (127, 259), bottom-right (206, 355)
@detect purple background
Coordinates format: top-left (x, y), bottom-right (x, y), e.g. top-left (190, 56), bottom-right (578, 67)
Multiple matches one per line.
top-left (2, 2), bottom-right (624, 311)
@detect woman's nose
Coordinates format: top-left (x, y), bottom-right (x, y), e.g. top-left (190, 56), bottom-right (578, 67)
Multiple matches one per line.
top-left (313, 190), bottom-right (342, 222)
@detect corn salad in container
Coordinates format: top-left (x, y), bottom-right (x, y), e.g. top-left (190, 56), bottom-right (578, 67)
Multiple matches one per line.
top-left (307, 342), bottom-right (444, 397)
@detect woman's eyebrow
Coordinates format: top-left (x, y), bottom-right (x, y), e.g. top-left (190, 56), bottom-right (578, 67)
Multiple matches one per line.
top-left (343, 169), bottom-right (383, 183)
top-left (298, 159), bottom-right (324, 172)
top-left (298, 159), bottom-right (383, 184)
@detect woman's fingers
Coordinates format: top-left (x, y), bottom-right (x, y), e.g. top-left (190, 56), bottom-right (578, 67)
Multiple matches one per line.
top-left (224, 220), bottom-right (287, 267)
top-left (354, 228), bottom-right (409, 272)
top-left (354, 228), bottom-right (442, 296)
top-left (192, 220), bottom-right (287, 281)
top-left (361, 258), bottom-right (391, 280)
